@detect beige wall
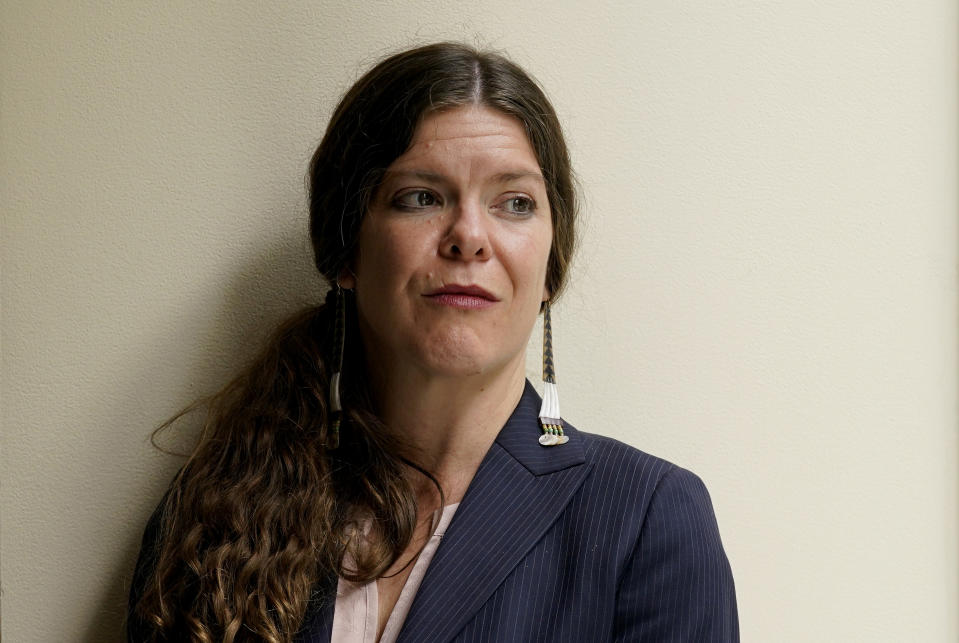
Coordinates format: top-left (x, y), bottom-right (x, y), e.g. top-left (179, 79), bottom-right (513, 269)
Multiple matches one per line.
top-left (2, 1), bottom-right (956, 641)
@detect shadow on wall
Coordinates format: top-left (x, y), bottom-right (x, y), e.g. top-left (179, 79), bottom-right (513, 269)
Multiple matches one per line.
top-left (82, 214), bottom-right (326, 642)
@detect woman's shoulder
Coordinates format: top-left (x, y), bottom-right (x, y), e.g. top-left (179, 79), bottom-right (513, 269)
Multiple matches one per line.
top-left (574, 426), bottom-right (698, 488)
top-left (568, 425), bottom-right (722, 530)
top-left (576, 426), bottom-right (672, 467)
top-left (569, 425), bottom-right (737, 622)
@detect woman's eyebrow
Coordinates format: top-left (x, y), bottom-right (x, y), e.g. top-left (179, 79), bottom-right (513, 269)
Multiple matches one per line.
top-left (383, 169), bottom-right (544, 184)
top-left (491, 171), bottom-right (545, 184)
top-left (382, 169), bottom-right (449, 184)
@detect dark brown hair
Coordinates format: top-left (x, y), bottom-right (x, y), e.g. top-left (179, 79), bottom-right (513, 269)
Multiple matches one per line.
top-left (130, 42), bottom-right (577, 642)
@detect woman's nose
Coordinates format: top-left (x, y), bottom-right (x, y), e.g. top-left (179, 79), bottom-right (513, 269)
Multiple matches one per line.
top-left (439, 200), bottom-right (492, 261)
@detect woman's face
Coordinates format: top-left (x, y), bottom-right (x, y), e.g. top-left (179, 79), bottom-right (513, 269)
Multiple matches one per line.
top-left (342, 105), bottom-right (552, 381)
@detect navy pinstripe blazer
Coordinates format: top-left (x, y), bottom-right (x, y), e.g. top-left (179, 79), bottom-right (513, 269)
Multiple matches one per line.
top-left (129, 380), bottom-right (738, 642)
top-left (294, 381), bottom-right (738, 642)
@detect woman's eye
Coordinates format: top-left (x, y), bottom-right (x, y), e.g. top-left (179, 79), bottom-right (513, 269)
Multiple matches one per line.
top-left (394, 190), bottom-right (438, 209)
top-left (502, 196), bottom-right (535, 215)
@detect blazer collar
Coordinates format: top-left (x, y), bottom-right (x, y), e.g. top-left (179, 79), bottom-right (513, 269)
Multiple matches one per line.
top-left (493, 379), bottom-right (586, 475)
top-left (296, 380), bottom-right (589, 642)
top-left (396, 379), bottom-right (589, 641)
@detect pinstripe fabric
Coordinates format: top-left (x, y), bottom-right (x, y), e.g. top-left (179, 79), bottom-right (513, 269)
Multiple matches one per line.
top-left (295, 380), bottom-right (738, 642)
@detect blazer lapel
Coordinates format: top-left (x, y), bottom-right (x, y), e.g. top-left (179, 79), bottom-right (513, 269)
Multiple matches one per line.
top-left (397, 380), bottom-right (590, 642)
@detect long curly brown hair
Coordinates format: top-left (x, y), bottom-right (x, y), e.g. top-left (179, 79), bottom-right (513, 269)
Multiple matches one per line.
top-left (129, 42), bottom-right (577, 642)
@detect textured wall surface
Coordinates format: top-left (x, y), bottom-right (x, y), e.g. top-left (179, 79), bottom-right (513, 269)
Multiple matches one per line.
top-left (2, 1), bottom-right (956, 641)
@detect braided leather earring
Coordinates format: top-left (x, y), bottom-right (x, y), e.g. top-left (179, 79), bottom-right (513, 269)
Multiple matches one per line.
top-left (328, 285), bottom-right (346, 449)
top-left (538, 300), bottom-right (567, 446)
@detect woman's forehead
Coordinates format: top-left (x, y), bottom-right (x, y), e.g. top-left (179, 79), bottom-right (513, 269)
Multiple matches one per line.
top-left (411, 105), bottom-right (521, 141)
top-left (389, 105), bottom-right (541, 176)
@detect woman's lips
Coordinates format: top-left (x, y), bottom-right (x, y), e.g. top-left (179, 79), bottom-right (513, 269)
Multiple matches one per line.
top-left (424, 285), bottom-right (499, 310)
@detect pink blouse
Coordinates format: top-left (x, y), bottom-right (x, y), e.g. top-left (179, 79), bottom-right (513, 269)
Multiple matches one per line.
top-left (330, 503), bottom-right (460, 643)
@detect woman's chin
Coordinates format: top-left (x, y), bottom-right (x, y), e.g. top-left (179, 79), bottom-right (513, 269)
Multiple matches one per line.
top-left (413, 339), bottom-right (506, 380)
top-left (418, 350), bottom-right (487, 378)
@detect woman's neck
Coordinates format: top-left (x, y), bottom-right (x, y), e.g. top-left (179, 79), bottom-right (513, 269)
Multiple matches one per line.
top-left (366, 355), bottom-right (528, 504)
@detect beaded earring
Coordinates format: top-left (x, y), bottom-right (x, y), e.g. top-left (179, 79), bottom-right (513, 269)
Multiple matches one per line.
top-left (538, 300), bottom-right (567, 446)
top-left (328, 285), bottom-right (346, 449)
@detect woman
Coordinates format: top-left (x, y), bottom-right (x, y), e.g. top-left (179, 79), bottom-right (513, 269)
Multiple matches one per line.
top-left (128, 42), bottom-right (738, 642)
